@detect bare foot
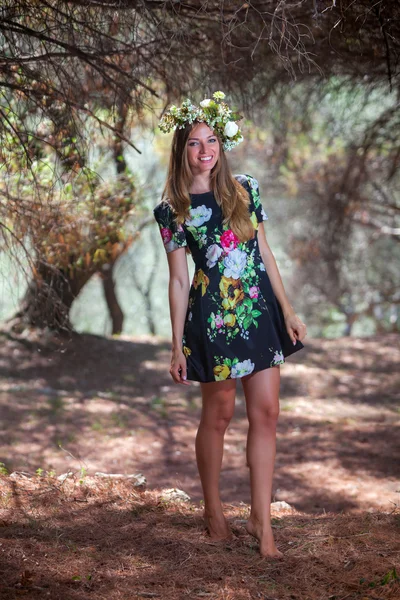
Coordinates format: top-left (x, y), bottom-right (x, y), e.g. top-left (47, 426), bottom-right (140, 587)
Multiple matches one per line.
top-left (203, 511), bottom-right (233, 541)
top-left (246, 517), bottom-right (283, 558)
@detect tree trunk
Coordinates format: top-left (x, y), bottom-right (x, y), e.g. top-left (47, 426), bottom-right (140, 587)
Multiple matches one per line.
top-left (8, 261), bottom-right (95, 333)
top-left (343, 312), bottom-right (357, 336)
top-left (100, 264), bottom-right (124, 335)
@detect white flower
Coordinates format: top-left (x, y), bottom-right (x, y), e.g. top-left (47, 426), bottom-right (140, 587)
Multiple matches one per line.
top-left (259, 262), bottom-right (266, 271)
top-left (261, 207), bottom-right (268, 220)
top-left (223, 248), bottom-right (247, 279)
top-left (231, 359), bottom-right (255, 378)
top-left (199, 233), bottom-right (208, 247)
top-left (200, 99), bottom-right (211, 108)
top-left (224, 121), bottom-right (239, 138)
top-left (185, 205), bottom-right (212, 227)
top-left (206, 244), bottom-right (223, 268)
top-left (272, 350), bottom-right (284, 365)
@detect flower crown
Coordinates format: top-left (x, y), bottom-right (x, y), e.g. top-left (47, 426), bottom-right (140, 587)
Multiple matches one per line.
top-left (159, 91), bottom-right (244, 151)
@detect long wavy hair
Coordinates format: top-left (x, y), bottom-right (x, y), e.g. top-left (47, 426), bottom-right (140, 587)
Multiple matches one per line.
top-left (162, 121), bottom-right (254, 242)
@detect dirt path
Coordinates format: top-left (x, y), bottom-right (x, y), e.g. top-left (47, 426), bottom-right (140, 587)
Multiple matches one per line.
top-left (0, 331), bottom-right (399, 514)
top-left (1, 477), bottom-right (399, 600)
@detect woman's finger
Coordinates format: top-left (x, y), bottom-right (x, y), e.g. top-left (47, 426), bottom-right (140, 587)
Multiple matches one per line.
top-left (169, 366), bottom-right (179, 383)
top-left (286, 324), bottom-right (297, 345)
top-left (170, 359), bottom-right (190, 385)
top-left (286, 315), bottom-right (307, 343)
top-left (178, 362), bottom-right (190, 385)
top-left (180, 361), bottom-right (188, 383)
top-left (297, 321), bottom-right (307, 340)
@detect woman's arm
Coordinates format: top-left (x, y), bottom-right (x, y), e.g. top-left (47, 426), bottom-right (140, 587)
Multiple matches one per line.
top-left (166, 247), bottom-right (191, 385)
top-left (257, 222), bottom-right (307, 344)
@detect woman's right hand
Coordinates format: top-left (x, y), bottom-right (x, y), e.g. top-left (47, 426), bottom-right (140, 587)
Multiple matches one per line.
top-left (170, 348), bottom-right (190, 385)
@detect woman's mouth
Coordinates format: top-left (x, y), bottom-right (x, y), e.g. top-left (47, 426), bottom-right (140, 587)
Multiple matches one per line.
top-left (200, 156), bottom-right (213, 162)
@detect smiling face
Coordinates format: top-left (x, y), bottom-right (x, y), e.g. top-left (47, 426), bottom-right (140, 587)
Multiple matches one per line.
top-left (186, 122), bottom-right (221, 176)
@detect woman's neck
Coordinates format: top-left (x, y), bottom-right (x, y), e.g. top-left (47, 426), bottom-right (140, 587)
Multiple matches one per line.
top-left (189, 173), bottom-right (212, 194)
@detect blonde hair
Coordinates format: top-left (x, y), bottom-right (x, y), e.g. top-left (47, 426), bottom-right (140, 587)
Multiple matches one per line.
top-left (162, 121), bottom-right (254, 242)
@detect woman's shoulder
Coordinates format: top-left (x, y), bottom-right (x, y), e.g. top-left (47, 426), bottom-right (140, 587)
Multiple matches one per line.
top-left (234, 173), bottom-right (264, 215)
top-left (153, 197), bottom-right (171, 213)
top-left (233, 173), bottom-right (259, 190)
top-left (153, 198), bottom-right (174, 219)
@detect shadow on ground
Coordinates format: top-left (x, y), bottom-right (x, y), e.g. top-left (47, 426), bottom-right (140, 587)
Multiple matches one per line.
top-left (0, 330), bottom-right (399, 514)
top-left (0, 476), bottom-right (399, 600)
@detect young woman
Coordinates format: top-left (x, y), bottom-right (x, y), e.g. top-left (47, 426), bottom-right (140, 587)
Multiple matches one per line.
top-left (154, 93), bottom-right (307, 558)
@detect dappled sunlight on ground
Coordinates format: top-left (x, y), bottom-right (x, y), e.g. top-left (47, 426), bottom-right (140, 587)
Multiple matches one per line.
top-left (0, 476), bottom-right (399, 600)
top-left (0, 331), bottom-right (399, 516)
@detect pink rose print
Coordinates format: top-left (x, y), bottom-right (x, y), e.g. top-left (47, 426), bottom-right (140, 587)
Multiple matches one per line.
top-left (249, 286), bottom-right (259, 299)
top-left (215, 314), bottom-right (224, 329)
top-left (161, 227), bottom-right (172, 244)
top-left (220, 230), bottom-right (239, 251)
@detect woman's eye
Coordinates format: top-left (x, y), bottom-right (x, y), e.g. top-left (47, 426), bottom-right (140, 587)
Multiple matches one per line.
top-left (188, 141), bottom-right (198, 146)
top-left (209, 138), bottom-right (217, 143)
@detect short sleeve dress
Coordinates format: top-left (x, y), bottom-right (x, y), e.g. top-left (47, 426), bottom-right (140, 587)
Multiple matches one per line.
top-left (153, 173), bottom-right (304, 382)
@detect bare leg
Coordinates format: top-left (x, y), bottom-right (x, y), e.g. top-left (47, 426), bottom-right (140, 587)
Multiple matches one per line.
top-left (196, 379), bottom-right (236, 540)
top-left (241, 366), bottom-right (283, 558)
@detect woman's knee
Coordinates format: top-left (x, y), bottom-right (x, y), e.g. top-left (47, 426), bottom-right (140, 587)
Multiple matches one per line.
top-left (248, 401), bottom-right (280, 427)
top-left (214, 412), bottom-right (233, 434)
top-left (200, 382), bottom-right (236, 433)
top-left (242, 367), bottom-right (280, 425)
top-left (201, 402), bottom-right (234, 434)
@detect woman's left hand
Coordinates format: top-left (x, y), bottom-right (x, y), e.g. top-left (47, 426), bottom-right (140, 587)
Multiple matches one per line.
top-left (284, 312), bottom-right (307, 345)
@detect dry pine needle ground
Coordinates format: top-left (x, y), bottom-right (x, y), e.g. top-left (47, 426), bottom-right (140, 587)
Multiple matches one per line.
top-left (0, 474), bottom-right (399, 600)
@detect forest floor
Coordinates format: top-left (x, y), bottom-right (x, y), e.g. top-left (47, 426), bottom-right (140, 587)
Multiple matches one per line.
top-left (0, 330), bottom-right (399, 599)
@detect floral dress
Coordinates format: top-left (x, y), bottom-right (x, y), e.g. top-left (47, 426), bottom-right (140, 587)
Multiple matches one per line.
top-left (153, 173), bottom-right (304, 382)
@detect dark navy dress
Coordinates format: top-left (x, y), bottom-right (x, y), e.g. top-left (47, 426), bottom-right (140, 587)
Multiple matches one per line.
top-left (153, 173), bottom-right (304, 382)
